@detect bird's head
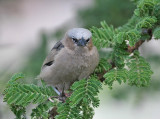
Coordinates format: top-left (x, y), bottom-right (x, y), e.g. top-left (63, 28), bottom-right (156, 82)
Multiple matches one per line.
top-left (64, 28), bottom-right (93, 51)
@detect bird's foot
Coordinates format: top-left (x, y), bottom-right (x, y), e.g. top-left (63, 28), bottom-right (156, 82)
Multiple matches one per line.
top-left (51, 86), bottom-right (72, 102)
top-left (58, 91), bottom-right (72, 102)
top-left (64, 91), bottom-right (72, 97)
top-left (58, 91), bottom-right (67, 102)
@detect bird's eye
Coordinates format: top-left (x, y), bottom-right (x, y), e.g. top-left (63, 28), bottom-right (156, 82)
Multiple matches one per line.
top-left (72, 38), bottom-right (78, 43)
top-left (86, 38), bottom-right (90, 42)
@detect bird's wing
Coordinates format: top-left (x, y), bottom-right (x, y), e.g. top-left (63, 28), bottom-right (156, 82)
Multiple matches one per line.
top-left (41, 41), bottom-right (64, 69)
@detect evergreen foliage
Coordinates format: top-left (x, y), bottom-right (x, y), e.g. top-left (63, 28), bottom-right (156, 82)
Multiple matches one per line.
top-left (94, 58), bottom-right (112, 73)
top-left (91, 21), bottom-right (115, 49)
top-left (69, 77), bottom-right (102, 107)
top-left (153, 27), bottom-right (160, 39)
top-left (3, 73), bottom-right (57, 119)
top-left (112, 45), bottom-right (129, 68)
top-left (3, 0), bottom-right (160, 118)
top-left (31, 101), bottom-right (55, 119)
top-left (104, 68), bottom-right (128, 89)
top-left (126, 51), bottom-right (153, 87)
top-left (55, 100), bottom-right (81, 119)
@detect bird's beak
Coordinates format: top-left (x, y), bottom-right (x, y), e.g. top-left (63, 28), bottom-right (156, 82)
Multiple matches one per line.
top-left (77, 37), bottom-right (86, 46)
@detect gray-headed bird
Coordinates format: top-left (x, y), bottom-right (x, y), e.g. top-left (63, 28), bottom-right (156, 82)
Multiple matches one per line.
top-left (39, 28), bottom-right (99, 95)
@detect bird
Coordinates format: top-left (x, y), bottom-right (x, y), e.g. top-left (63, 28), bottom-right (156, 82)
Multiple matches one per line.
top-left (39, 28), bottom-right (99, 96)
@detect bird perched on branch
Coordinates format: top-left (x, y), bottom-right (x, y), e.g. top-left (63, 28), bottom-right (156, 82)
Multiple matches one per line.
top-left (39, 28), bottom-right (99, 95)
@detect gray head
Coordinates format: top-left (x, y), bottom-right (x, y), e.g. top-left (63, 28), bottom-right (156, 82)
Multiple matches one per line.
top-left (67, 28), bottom-right (92, 47)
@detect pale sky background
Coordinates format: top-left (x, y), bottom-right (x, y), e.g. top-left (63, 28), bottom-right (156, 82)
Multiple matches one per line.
top-left (0, 0), bottom-right (160, 119)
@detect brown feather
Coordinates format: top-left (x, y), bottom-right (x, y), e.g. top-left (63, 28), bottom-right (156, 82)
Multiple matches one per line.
top-left (87, 38), bottom-right (93, 51)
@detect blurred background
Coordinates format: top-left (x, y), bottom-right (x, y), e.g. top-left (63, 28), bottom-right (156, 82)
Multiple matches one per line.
top-left (0, 0), bottom-right (160, 119)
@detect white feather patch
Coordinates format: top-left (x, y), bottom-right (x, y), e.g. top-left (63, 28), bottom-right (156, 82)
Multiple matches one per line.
top-left (67, 28), bottom-right (92, 40)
